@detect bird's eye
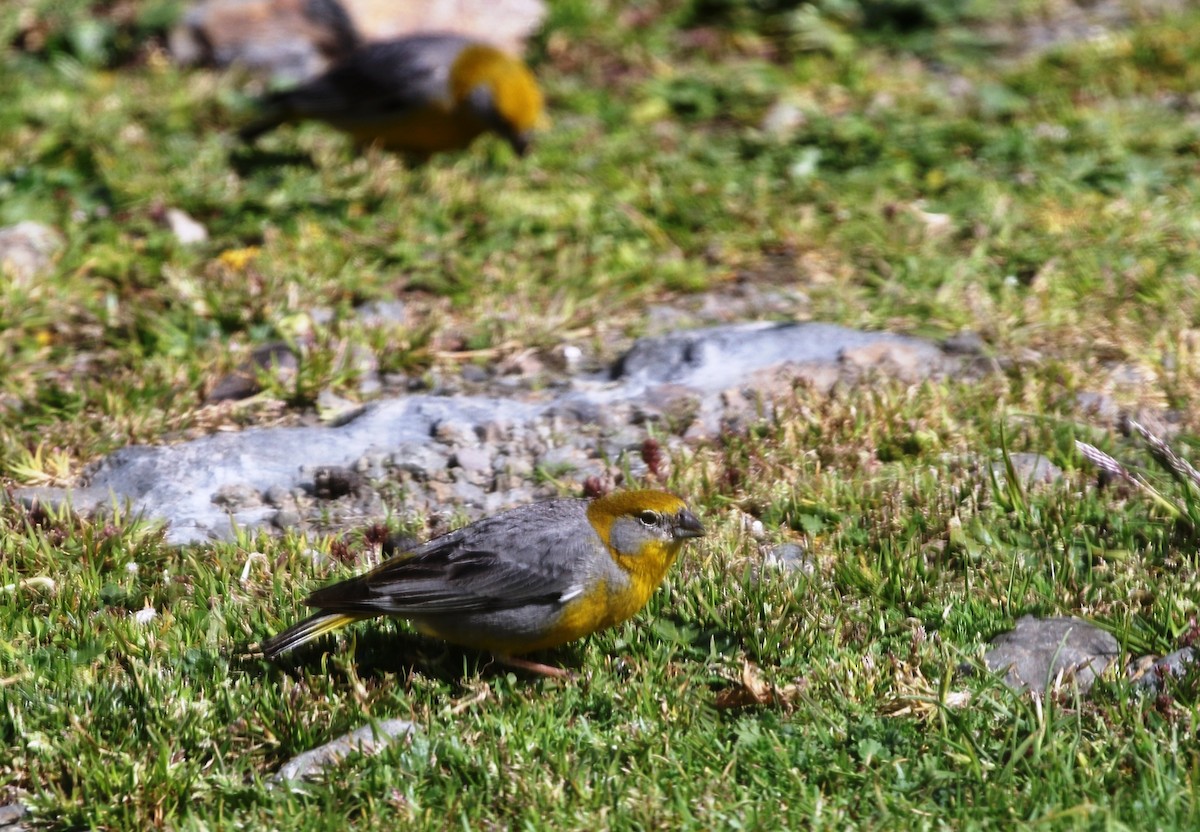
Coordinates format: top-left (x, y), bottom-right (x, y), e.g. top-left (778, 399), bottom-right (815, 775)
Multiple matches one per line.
top-left (637, 510), bottom-right (660, 527)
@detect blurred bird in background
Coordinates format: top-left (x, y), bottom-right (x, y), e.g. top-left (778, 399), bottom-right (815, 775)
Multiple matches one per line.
top-left (239, 32), bottom-right (544, 156)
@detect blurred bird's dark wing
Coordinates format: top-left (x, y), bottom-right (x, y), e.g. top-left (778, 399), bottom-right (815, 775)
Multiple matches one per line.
top-left (275, 34), bottom-right (469, 122)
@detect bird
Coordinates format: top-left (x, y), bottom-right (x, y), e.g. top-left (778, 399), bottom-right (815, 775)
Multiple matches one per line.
top-left (258, 490), bottom-right (705, 677)
top-left (238, 33), bottom-right (544, 157)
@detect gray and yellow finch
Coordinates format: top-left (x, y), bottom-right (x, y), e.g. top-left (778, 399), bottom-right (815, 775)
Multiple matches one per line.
top-left (259, 490), bottom-right (704, 677)
top-left (239, 33), bottom-right (544, 156)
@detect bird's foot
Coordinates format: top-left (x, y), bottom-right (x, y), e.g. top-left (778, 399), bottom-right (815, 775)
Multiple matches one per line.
top-left (494, 654), bottom-right (574, 679)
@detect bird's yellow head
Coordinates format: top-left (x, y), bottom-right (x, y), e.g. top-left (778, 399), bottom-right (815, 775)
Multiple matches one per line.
top-left (451, 43), bottom-right (544, 155)
top-left (587, 490), bottom-right (704, 589)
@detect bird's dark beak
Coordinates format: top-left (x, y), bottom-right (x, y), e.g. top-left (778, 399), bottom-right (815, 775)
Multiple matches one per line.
top-left (508, 131), bottom-right (532, 157)
top-left (673, 509), bottom-right (705, 540)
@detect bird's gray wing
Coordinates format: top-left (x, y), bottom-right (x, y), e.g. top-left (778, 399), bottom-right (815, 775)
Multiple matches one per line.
top-left (304, 501), bottom-right (601, 615)
top-left (277, 34), bottom-right (470, 122)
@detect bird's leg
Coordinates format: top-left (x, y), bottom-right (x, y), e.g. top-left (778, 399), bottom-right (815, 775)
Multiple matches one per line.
top-left (493, 653), bottom-right (573, 679)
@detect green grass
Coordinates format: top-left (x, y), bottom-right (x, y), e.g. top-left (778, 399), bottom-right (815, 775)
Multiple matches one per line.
top-left (6, 0), bottom-right (1200, 828)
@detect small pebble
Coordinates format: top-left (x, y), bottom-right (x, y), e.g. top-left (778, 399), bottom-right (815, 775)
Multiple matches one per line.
top-left (273, 508), bottom-right (303, 530)
top-left (166, 208), bottom-right (208, 245)
top-left (761, 542), bottom-right (814, 575)
top-left (273, 719), bottom-right (416, 785)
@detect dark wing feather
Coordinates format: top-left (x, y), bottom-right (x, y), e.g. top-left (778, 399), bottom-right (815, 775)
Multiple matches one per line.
top-left (305, 500), bottom-right (599, 615)
top-left (273, 34), bottom-right (469, 123)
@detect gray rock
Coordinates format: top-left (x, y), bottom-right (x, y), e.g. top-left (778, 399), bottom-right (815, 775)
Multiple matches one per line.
top-left (356, 299), bottom-right (408, 327)
top-left (595, 429), bottom-right (644, 462)
top-left (12, 485), bottom-right (108, 517)
top-left (452, 446), bottom-right (492, 473)
top-left (838, 339), bottom-right (944, 383)
top-left (990, 453), bottom-right (1063, 487)
top-left (488, 485), bottom-right (536, 511)
top-left (0, 221), bottom-right (63, 283)
top-left (452, 446), bottom-right (494, 486)
top-left (10, 396), bottom-right (542, 544)
top-left (311, 466), bottom-right (366, 499)
top-left (537, 445), bottom-right (591, 472)
top-left (1129, 647), bottom-right (1198, 692)
top-left (1076, 391), bottom-right (1119, 423)
top-left (263, 485), bottom-right (292, 506)
top-left (391, 442), bottom-right (451, 481)
top-left (478, 419), bottom-right (511, 443)
top-left (983, 615), bottom-right (1119, 695)
top-left (205, 371), bottom-right (260, 403)
top-left (353, 449), bottom-right (390, 478)
top-left (460, 364), bottom-right (489, 384)
top-left (272, 718), bottom-right (416, 784)
top-left (548, 397), bottom-right (606, 426)
top-left (433, 418), bottom-right (480, 447)
top-left (613, 322), bottom-right (948, 394)
top-left (428, 479), bottom-right (488, 509)
top-left (453, 480), bottom-right (488, 506)
top-left (272, 508), bottom-right (303, 530)
top-left (0, 796), bottom-right (29, 829)
top-left (761, 542), bottom-right (815, 576)
top-left (495, 454), bottom-right (533, 479)
top-left (211, 483), bottom-right (262, 510)
top-left (11, 322), bottom-right (963, 544)
top-left (178, 0), bottom-right (548, 81)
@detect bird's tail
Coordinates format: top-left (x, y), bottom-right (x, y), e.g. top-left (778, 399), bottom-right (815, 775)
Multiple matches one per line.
top-left (238, 109), bottom-right (288, 144)
top-left (237, 88), bottom-right (301, 144)
top-left (257, 611), bottom-right (366, 659)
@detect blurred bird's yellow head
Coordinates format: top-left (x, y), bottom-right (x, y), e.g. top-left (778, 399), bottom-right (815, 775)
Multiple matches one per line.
top-left (451, 43), bottom-right (545, 155)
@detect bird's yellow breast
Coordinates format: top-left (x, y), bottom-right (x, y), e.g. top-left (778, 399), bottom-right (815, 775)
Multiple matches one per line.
top-left (547, 580), bottom-right (639, 646)
top-left (338, 107), bottom-right (488, 153)
top-left (414, 550), bottom-right (677, 656)
top-left (412, 582), bottom-right (633, 655)
top-left (530, 540), bottom-right (681, 652)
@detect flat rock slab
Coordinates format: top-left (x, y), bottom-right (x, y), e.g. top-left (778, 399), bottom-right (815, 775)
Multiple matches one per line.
top-left (272, 718), bottom-right (416, 785)
top-left (10, 322), bottom-right (960, 544)
top-left (20, 396), bottom-right (543, 545)
top-left (0, 797), bottom-right (29, 830)
top-left (613, 321), bottom-right (947, 394)
top-left (984, 615), bottom-right (1119, 695)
